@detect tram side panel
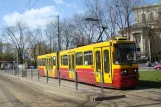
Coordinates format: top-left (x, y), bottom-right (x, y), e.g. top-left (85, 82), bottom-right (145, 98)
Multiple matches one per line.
top-left (39, 66), bottom-right (46, 77)
top-left (37, 57), bottom-right (46, 77)
top-left (59, 53), bottom-right (70, 80)
top-left (76, 68), bottom-right (96, 84)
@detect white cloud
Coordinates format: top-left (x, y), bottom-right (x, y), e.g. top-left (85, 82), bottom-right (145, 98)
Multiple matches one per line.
top-left (3, 6), bottom-right (59, 29)
top-left (54, 0), bottom-right (64, 4)
top-left (53, 0), bottom-right (72, 7)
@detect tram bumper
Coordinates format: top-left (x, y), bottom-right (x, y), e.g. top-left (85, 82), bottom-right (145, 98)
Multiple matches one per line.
top-left (113, 75), bottom-right (139, 89)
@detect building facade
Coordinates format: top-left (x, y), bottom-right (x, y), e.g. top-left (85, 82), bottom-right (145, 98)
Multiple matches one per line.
top-left (130, 4), bottom-right (161, 62)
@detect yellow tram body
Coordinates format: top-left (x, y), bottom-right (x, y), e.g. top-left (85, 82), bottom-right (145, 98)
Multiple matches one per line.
top-left (37, 37), bottom-right (139, 88)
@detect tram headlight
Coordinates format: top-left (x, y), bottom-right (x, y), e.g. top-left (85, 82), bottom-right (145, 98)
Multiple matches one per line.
top-left (121, 70), bottom-right (128, 76)
top-left (134, 69), bottom-right (138, 74)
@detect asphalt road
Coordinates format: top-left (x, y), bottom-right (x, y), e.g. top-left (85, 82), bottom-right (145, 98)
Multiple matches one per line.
top-left (0, 80), bottom-right (25, 107)
top-left (139, 67), bottom-right (156, 71)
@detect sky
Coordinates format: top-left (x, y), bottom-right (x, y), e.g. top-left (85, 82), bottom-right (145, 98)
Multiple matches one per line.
top-left (0, 0), bottom-right (161, 30)
top-left (0, 0), bottom-right (86, 29)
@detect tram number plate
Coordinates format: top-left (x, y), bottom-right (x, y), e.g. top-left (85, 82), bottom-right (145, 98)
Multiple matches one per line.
top-left (128, 75), bottom-right (136, 79)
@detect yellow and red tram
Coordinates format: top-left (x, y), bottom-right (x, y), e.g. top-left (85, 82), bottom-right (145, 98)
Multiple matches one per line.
top-left (37, 37), bottom-right (139, 89)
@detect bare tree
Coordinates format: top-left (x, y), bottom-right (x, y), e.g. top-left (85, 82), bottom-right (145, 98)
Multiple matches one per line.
top-left (44, 24), bottom-right (53, 53)
top-left (0, 42), bottom-right (16, 61)
top-left (72, 13), bottom-right (99, 45)
top-left (27, 27), bottom-right (44, 67)
top-left (46, 18), bottom-right (64, 51)
top-left (104, 2), bottom-right (118, 37)
top-left (85, 0), bottom-right (109, 42)
top-left (2, 21), bottom-right (32, 64)
top-left (89, 0), bottom-right (140, 40)
top-left (60, 19), bottom-right (76, 49)
top-left (117, 0), bottom-right (141, 39)
top-left (34, 27), bottom-right (43, 55)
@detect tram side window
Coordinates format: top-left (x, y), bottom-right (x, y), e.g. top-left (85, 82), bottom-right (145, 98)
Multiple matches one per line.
top-left (96, 51), bottom-right (101, 72)
top-left (76, 52), bottom-right (83, 65)
top-left (104, 50), bottom-right (110, 73)
top-left (61, 56), bottom-right (62, 65)
top-left (38, 59), bottom-right (40, 66)
top-left (38, 59), bottom-right (42, 66)
top-left (69, 55), bottom-right (71, 70)
top-left (50, 57), bottom-right (52, 68)
top-left (84, 51), bottom-right (93, 65)
top-left (45, 59), bottom-right (48, 68)
top-left (72, 55), bottom-right (74, 69)
top-left (53, 56), bottom-right (56, 66)
top-left (62, 55), bottom-right (68, 66)
top-left (38, 60), bottom-right (40, 66)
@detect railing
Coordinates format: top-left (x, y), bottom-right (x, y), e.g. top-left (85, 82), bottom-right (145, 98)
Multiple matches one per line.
top-left (0, 68), bottom-right (105, 93)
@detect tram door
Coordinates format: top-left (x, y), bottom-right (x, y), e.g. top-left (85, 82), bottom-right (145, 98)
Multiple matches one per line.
top-left (46, 57), bottom-right (52, 77)
top-left (94, 47), bottom-right (112, 83)
top-left (68, 52), bottom-right (75, 79)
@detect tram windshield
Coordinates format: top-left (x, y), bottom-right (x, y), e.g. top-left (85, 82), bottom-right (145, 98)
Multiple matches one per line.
top-left (114, 43), bottom-right (137, 64)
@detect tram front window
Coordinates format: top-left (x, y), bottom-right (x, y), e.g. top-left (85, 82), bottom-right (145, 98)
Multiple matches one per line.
top-left (114, 43), bottom-right (137, 64)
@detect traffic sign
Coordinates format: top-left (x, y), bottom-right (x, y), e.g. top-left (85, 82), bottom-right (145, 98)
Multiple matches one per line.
top-left (23, 52), bottom-right (29, 59)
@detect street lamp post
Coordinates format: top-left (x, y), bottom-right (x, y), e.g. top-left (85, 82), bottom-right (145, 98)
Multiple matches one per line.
top-left (17, 51), bottom-right (19, 76)
top-left (57, 14), bottom-right (61, 86)
top-left (57, 14), bottom-right (61, 52)
top-left (48, 15), bottom-right (61, 85)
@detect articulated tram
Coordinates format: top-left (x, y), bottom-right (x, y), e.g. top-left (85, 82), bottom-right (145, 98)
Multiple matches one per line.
top-left (37, 37), bottom-right (139, 89)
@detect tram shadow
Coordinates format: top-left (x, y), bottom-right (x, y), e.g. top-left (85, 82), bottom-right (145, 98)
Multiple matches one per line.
top-left (118, 80), bottom-right (161, 91)
top-left (138, 80), bottom-right (161, 89)
top-left (118, 81), bottom-right (160, 91)
top-left (101, 81), bottom-right (161, 91)
top-left (116, 80), bottom-right (161, 90)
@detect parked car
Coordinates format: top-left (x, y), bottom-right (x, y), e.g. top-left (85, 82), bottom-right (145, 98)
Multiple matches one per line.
top-left (154, 64), bottom-right (161, 70)
top-left (30, 66), bottom-right (35, 69)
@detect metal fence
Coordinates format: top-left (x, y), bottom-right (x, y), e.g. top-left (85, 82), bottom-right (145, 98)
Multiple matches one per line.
top-left (1, 68), bottom-right (104, 93)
